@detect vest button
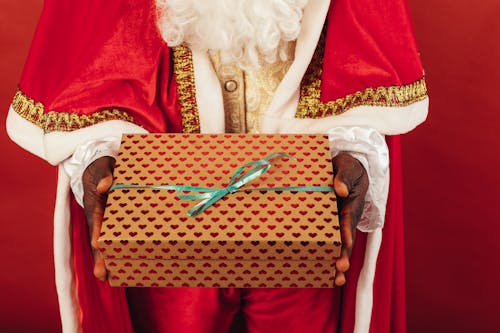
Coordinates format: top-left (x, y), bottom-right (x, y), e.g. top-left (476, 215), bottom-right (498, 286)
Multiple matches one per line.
top-left (224, 80), bottom-right (238, 92)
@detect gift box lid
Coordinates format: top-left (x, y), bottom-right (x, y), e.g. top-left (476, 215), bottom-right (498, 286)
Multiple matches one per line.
top-left (99, 134), bottom-right (341, 262)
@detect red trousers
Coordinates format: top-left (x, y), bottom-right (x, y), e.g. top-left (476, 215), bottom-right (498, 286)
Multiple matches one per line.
top-left (126, 287), bottom-right (341, 333)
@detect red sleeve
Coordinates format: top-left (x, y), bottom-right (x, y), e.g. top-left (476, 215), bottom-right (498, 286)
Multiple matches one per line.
top-left (321, 0), bottom-right (424, 102)
top-left (17, 0), bottom-right (181, 133)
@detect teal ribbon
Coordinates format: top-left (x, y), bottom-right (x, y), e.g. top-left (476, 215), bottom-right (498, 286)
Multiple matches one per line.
top-left (110, 152), bottom-right (333, 217)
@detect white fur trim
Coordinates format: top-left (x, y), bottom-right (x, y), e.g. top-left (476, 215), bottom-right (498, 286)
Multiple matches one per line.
top-left (54, 167), bottom-right (81, 333)
top-left (6, 105), bottom-right (45, 159)
top-left (6, 105), bottom-right (147, 166)
top-left (192, 49), bottom-right (225, 133)
top-left (44, 121), bottom-right (147, 165)
top-left (261, 97), bottom-right (429, 135)
top-left (354, 229), bottom-right (383, 333)
top-left (262, 0), bottom-right (331, 127)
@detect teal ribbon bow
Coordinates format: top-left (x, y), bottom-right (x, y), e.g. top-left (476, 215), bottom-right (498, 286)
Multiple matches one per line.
top-left (110, 152), bottom-right (334, 217)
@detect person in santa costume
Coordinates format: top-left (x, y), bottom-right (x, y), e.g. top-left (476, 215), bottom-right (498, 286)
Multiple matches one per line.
top-left (6, 0), bottom-right (428, 332)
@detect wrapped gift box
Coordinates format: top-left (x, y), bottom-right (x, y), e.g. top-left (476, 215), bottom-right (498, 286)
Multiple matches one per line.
top-left (99, 133), bottom-right (341, 288)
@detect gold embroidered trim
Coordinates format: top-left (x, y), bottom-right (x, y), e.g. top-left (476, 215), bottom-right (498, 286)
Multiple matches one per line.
top-left (172, 45), bottom-right (201, 134)
top-left (11, 89), bottom-right (136, 133)
top-left (296, 32), bottom-right (428, 119)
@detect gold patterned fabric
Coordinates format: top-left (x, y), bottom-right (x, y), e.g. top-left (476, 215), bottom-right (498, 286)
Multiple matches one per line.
top-left (244, 44), bottom-right (295, 133)
top-left (207, 54), bottom-right (246, 133)
top-left (209, 43), bottom-right (295, 134)
top-left (11, 89), bottom-right (135, 133)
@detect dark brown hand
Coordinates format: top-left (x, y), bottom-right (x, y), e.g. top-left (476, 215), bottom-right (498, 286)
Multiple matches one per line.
top-left (82, 156), bottom-right (115, 281)
top-left (332, 153), bottom-right (369, 286)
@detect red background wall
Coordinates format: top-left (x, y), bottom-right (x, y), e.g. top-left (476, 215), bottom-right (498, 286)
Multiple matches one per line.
top-left (403, 1), bottom-right (500, 332)
top-left (1, 0), bottom-right (499, 332)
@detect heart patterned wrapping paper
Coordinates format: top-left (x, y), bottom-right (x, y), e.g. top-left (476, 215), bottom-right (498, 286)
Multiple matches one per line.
top-left (99, 133), bottom-right (341, 288)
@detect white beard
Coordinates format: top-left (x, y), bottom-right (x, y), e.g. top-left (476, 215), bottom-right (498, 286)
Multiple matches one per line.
top-left (155, 0), bottom-right (308, 69)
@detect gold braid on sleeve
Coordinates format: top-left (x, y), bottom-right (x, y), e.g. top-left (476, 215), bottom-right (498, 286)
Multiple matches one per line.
top-left (296, 30), bottom-right (428, 119)
top-left (172, 45), bottom-right (201, 134)
top-left (11, 89), bottom-right (136, 133)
